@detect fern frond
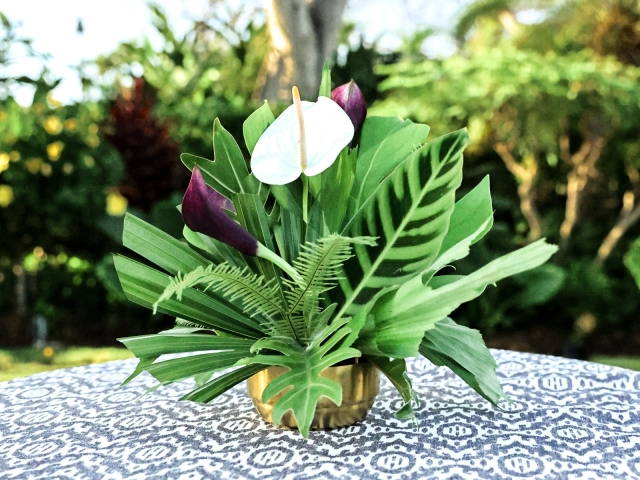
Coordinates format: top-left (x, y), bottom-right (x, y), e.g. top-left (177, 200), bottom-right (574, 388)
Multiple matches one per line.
top-left (154, 263), bottom-right (286, 322)
top-left (283, 235), bottom-right (377, 343)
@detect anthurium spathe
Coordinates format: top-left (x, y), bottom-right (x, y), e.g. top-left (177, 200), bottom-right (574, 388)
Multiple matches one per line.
top-left (250, 87), bottom-right (354, 185)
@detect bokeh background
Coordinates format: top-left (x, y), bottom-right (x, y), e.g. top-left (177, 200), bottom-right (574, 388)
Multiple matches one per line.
top-left (2, 0), bottom-right (640, 380)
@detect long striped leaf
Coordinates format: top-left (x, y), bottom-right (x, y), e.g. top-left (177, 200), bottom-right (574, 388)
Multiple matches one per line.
top-left (145, 351), bottom-right (252, 383)
top-left (338, 130), bottom-right (468, 315)
top-left (123, 213), bottom-right (209, 275)
top-left (113, 255), bottom-right (264, 338)
top-left (180, 364), bottom-right (265, 403)
top-left (119, 334), bottom-right (256, 358)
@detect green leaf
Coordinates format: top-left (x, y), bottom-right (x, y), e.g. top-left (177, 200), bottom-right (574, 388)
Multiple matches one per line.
top-left (282, 235), bottom-right (376, 343)
top-left (181, 119), bottom-right (257, 198)
top-left (350, 117), bottom-right (430, 214)
top-left (244, 316), bottom-right (363, 438)
top-left (145, 350), bottom-right (253, 383)
top-left (419, 318), bottom-right (508, 406)
top-left (278, 210), bottom-right (302, 264)
top-left (123, 213), bottom-right (209, 275)
top-left (113, 255), bottom-right (264, 338)
top-left (318, 61), bottom-right (332, 98)
top-left (243, 101), bottom-right (275, 154)
top-left (624, 236), bottom-right (640, 290)
top-left (122, 356), bottom-right (158, 385)
top-left (338, 130), bottom-right (468, 316)
top-left (119, 333), bottom-right (256, 358)
top-left (234, 193), bottom-right (287, 299)
top-left (182, 225), bottom-right (255, 271)
top-left (271, 182), bottom-right (303, 216)
top-left (319, 147), bottom-right (357, 233)
top-left (363, 239), bottom-right (558, 357)
top-left (422, 175), bottom-right (493, 283)
top-left (181, 364), bottom-right (266, 403)
top-left (512, 264), bottom-right (566, 308)
top-left (367, 356), bottom-right (417, 420)
top-left (155, 263), bottom-right (285, 323)
top-left (305, 200), bottom-right (326, 244)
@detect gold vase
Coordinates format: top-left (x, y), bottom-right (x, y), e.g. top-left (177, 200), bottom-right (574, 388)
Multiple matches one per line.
top-left (247, 361), bottom-right (380, 431)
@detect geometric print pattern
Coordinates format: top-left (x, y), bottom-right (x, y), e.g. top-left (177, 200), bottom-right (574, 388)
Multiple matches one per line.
top-left (1, 350), bottom-right (639, 479)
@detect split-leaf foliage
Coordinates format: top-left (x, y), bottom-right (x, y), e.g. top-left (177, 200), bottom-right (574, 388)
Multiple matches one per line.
top-left (114, 67), bottom-right (557, 438)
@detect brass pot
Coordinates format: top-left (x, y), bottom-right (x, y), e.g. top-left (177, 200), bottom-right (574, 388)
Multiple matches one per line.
top-left (247, 361), bottom-right (380, 431)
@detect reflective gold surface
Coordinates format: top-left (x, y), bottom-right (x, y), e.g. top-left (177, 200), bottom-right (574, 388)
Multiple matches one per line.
top-left (247, 362), bottom-right (380, 430)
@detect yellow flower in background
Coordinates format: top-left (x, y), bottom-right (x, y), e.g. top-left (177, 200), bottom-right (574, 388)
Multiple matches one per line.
top-left (40, 163), bottom-right (52, 177)
top-left (9, 151), bottom-right (20, 162)
top-left (44, 116), bottom-right (63, 135)
top-left (106, 190), bottom-right (128, 216)
top-left (87, 135), bottom-right (100, 147)
top-left (47, 141), bottom-right (64, 161)
top-left (62, 163), bottom-right (74, 175)
top-left (88, 123), bottom-right (99, 134)
top-left (25, 158), bottom-right (43, 174)
top-left (83, 155), bottom-right (95, 168)
top-left (47, 94), bottom-right (62, 108)
top-left (0, 111), bottom-right (7, 121)
top-left (0, 153), bottom-right (9, 173)
top-left (0, 185), bottom-right (13, 207)
top-left (64, 118), bottom-right (77, 130)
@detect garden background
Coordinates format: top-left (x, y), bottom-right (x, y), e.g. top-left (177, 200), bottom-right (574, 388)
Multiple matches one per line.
top-left (1, 0), bottom-right (640, 380)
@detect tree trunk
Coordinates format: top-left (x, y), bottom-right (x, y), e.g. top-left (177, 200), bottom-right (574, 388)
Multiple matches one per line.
top-left (257, 0), bottom-right (347, 101)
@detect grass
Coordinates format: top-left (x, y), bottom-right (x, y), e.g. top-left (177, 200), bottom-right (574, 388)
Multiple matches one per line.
top-left (0, 346), bottom-right (134, 382)
top-left (589, 355), bottom-right (640, 372)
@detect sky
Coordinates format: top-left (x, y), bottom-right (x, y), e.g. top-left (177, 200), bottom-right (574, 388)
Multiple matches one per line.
top-left (1, 0), bottom-right (469, 105)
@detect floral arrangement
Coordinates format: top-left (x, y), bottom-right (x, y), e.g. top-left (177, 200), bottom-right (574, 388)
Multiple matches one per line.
top-left (115, 67), bottom-right (556, 438)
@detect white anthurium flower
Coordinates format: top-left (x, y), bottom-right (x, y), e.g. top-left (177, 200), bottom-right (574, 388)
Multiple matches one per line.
top-left (250, 87), bottom-right (354, 185)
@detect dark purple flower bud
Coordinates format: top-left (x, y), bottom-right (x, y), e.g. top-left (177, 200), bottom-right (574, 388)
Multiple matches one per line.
top-left (331, 80), bottom-right (367, 130)
top-left (182, 167), bottom-right (258, 256)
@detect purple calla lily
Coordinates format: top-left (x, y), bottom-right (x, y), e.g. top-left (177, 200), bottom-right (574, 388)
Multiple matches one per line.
top-left (331, 80), bottom-right (367, 130)
top-left (182, 166), bottom-right (258, 256)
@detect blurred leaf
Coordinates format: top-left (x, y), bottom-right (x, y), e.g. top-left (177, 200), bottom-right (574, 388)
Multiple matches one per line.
top-left (624, 236), bottom-right (640, 290)
top-left (512, 263), bottom-right (566, 307)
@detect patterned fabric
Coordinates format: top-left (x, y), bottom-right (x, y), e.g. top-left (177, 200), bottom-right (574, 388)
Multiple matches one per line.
top-left (1, 350), bottom-right (639, 479)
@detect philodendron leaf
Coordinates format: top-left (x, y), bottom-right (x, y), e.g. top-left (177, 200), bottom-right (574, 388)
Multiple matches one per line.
top-left (181, 119), bottom-right (258, 199)
top-left (361, 239), bottom-right (558, 357)
top-left (419, 318), bottom-right (508, 406)
top-left (243, 101), bottom-right (275, 154)
top-left (243, 315), bottom-right (363, 438)
top-left (367, 356), bottom-right (418, 421)
top-left (338, 130), bottom-right (468, 316)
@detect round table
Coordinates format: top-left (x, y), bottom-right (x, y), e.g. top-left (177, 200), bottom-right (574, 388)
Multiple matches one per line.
top-left (1, 350), bottom-right (639, 479)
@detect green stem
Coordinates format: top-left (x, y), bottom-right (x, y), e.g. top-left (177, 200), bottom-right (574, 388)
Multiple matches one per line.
top-left (302, 174), bottom-right (309, 223)
top-left (257, 243), bottom-right (303, 284)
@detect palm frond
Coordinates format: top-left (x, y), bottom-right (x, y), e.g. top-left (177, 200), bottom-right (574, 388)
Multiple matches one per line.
top-left (282, 235), bottom-right (377, 343)
top-left (154, 263), bottom-right (286, 323)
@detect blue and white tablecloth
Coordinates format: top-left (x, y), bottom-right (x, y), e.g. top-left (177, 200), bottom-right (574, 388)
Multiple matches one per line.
top-left (1, 350), bottom-right (639, 479)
